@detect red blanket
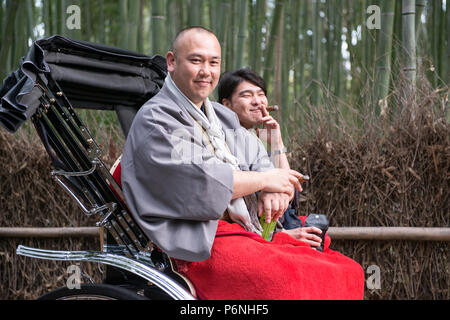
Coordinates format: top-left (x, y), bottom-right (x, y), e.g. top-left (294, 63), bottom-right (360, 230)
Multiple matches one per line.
top-left (176, 219), bottom-right (364, 300)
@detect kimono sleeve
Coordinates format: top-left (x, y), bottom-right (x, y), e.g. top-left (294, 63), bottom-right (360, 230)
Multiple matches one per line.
top-left (122, 120), bottom-right (234, 223)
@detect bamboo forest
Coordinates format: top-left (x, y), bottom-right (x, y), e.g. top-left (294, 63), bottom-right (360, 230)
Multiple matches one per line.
top-left (0, 0), bottom-right (448, 135)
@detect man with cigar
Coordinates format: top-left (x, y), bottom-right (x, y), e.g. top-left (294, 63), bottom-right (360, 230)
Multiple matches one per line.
top-left (218, 68), bottom-right (323, 248)
top-left (122, 26), bottom-right (364, 300)
top-left (122, 27), bottom-right (304, 261)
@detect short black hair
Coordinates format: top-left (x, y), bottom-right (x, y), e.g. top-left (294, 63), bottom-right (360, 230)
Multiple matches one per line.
top-left (217, 68), bottom-right (267, 104)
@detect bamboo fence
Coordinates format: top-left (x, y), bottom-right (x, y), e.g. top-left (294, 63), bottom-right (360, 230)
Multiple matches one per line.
top-left (1, 226), bottom-right (450, 241)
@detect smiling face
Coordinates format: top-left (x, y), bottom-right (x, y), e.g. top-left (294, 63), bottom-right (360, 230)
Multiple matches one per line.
top-left (222, 80), bottom-right (268, 129)
top-left (166, 29), bottom-right (221, 107)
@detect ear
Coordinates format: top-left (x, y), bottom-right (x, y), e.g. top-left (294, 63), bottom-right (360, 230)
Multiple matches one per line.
top-left (221, 98), bottom-right (232, 109)
top-left (166, 51), bottom-right (176, 73)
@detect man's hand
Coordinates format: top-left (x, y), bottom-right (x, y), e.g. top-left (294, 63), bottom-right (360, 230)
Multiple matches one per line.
top-left (283, 227), bottom-right (323, 247)
top-left (261, 168), bottom-right (303, 195)
top-left (256, 105), bottom-right (283, 149)
top-left (258, 191), bottom-right (290, 223)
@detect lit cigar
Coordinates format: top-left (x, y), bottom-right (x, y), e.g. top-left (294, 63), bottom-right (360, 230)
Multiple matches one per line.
top-left (298, 174), bottom-right (310, 183)
top-left (266, 105), bottom-right (279, 112)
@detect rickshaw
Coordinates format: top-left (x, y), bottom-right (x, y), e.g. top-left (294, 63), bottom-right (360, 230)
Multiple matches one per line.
top-left (0, 35), bottom-right (196, 300)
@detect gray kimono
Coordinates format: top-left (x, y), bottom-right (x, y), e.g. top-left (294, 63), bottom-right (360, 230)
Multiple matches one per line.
top-left (121, 84), bottom-right (273, 261)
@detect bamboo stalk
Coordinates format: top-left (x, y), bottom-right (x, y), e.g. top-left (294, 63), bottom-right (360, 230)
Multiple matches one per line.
top-left (83, 0), bottom-right (92, 41)
top-left (253, 0), bottom-right (265, 75)
top-left (298, 0), bottom-right (309, 110)
top-left (137, 0), bottom-right (144, 53)
top-left (226, 0), bottom-right (237, 71)
top-left (0, 1), bottom-right (3, 38)
top-left (447, 1), bottom-right (450, 85)
top-left (235, 0), bottom-right (248, 69)
top-left (415, 0), bottom-right (425, 43)
top-left (402, 0), bottom-right (416, 85)
top-left (311, 0), bottom-right (321, 105)
top-left (281, 1), bottom-right (291, 138)
top-left (26, 0), bottom-right (35, 41)
top-left (53, 0), bottom-right (61, 36)
top-left (0, 0), bottom-right (20, 80)
top-left (13, 0), bottom-right (24, 68)
top-left (188, 0), bottom-right (203, 26)
top-left (217, 0), bottom-right (231, 72)
top-left (167, 0), bottom-right (176, 46)
top-left (374, 0), bottom-right (396, 112)
top-left (360, 0), bottom-right (367, 86)
top-left (391, 0), bottom-right (403, 87)
top-left (431, 0), bottom-right (439, 86)
top-left (289, 0), bottom-right (297, 123)
top-left (262, 0), bottom-right (283, 87)
top-left (119, 0), bottom-right (129, 48)
top-left (437, 0), bottom-right (446, 85)
top-left (98, 0), bottom-right (105, 43)
top-left (127, 0), bottom-right (140, 51)
top-left (291, 0), bottom-right (300, 123)
top-left (151, 0), bottom-right (166, 55)
top-left (61, 0), bottom-right (67, 37)
top-left (43, 0), bottom-right (51, 36)
top-left (334, 0), bottom-right (343, 98)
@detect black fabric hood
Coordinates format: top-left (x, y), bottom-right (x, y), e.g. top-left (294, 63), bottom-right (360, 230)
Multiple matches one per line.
top-left (0, 35), bottom-right (167, 135)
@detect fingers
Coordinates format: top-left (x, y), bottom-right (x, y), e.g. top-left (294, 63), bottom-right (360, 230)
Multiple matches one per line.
top-left (304, 226), bottom-right (322, 235)
top-left (285, 185), bottom-right (294, 199)
top-left (261, 116), bottom-right (279, 128)
top-left (284, 197), bottom-right (290, 213)
top-left (271, 198), bottom-right (279, 215)
top-left (257, 198), bottom-right (263, 217)
top-left (289, 169), bottom-right (304, 179)
top-left (303, 239), bottom-right (321, 247)
top-left (271, 198), bottom-right (284, 222)
top-left (263, 169), bottom-right (307, 194)
top-left (284, 227), bottom-right (322, 247)
top-left (261, 105), bottom-right (269, 117)
top-left (260, 196), bottom-right (272, 223)
top-left (288, 170), bottom-right (307, 192)
top-left (288, 175), bottom-right (303, 193)
top-left (302, 227), bottom-right (323, 244)
top-left (260, 193), bottom-right (287, 223)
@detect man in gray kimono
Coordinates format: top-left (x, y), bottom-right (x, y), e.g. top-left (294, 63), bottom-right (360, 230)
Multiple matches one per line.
top-left (121, 26), bottom-right (304, 262)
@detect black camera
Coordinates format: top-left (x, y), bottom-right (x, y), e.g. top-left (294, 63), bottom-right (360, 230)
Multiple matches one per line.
top-left (304, 213), bottom-right (329, 252)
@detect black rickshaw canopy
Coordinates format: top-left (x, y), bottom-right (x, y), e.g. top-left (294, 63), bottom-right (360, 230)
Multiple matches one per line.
top-left (0, 35), bottom-right (167, 136)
